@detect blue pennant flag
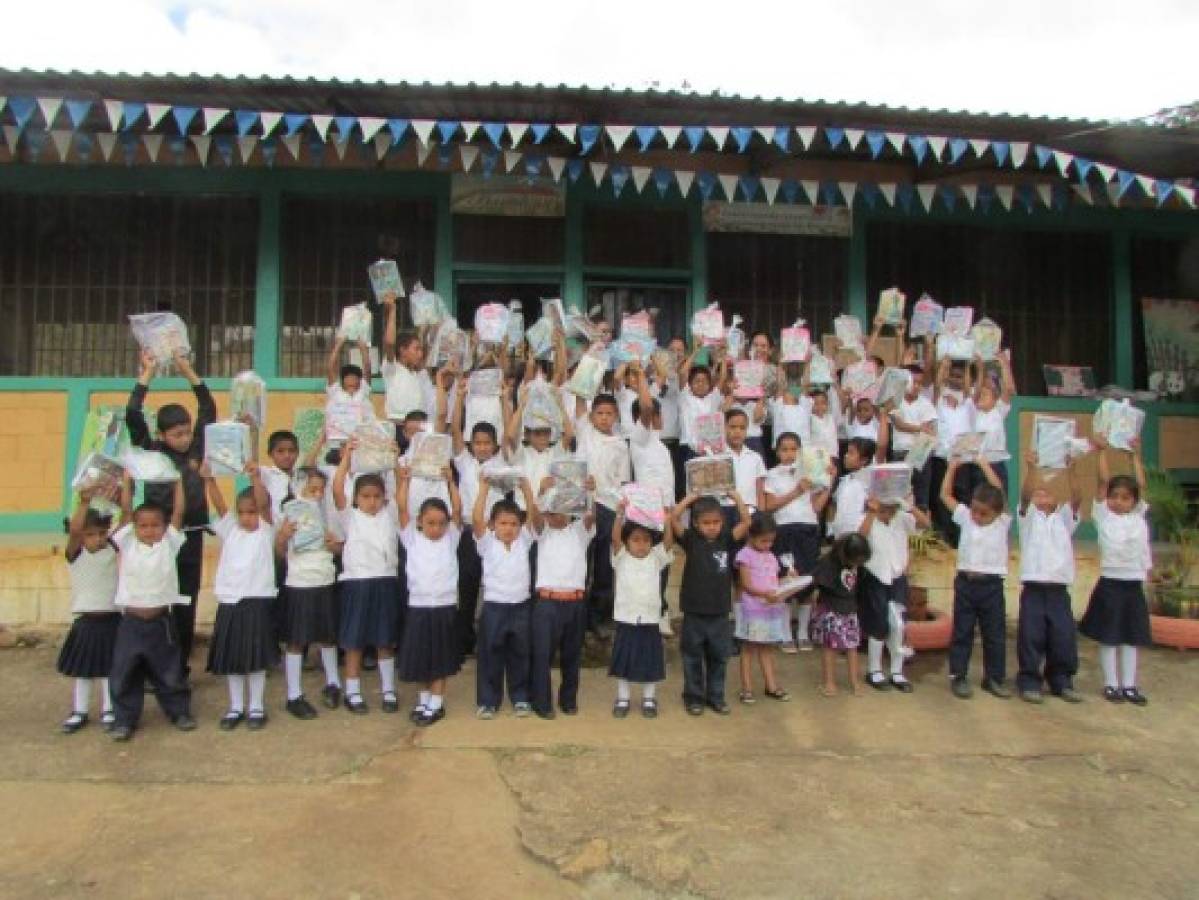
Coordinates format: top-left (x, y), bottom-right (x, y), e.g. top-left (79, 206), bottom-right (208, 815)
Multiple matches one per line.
top-left (234, 110), bottom-right (259, 137)
top-left (482, 122), bottom-right (507, 148)
top-left (991, 141), bottom-right (1010, 168)
top-left (610, 165), bottom-right (630, 196)
top-left (25, 129), bottom-right (46, 158)
top-left (577, 124), bottom-right (601, 155)
top-left (169, 136), bottom-right (187, 164)
top-left (860, 183), bottom-right (878, 210)
top-left (7, 97), bottom-right (37, 131)
top-left (480, 146), bottom-right (499, 177)
top-left (938, 185), bottom-right (956, 212)
top-left (780, 180), bottom-right (800, 203)
top-left (739, 175), bottom-right (760, 201)
top-left (948, 138), bottom-right (969, 165)
top-left (261, 138), bottom-right (277, 167)
top-left (683, 126), bottom-right (705, 152)
top-left (730, 126), bottom-right (753, 153)
top-left (122, 102), bottom-right (145, 130)
top-left (214, 135), bottom-right (234, 166)
top-left (437, 143), bottom-right (453, 168)
top-left (635, 125), bottom-right (658, 152)
top-left (173, 106), bottom-right (199, 135)
top-left (978, 185), bottom-right (994, 214)
top-left (1154, 180), bottom-right (1174, 205)
top-left (772, 126), bottom-right (790, 153)
top-left (865, 131), bottom-right (886, 159)
top-left (436, 121), bottom-right (459, 144)
top-left (566, 158), bottom-right (584, 183)
top-left (531, 123), bottom-right (552, 144)
top-left (524, 155), bottom-right (543, 179)
top-left (1034, 145), bottom-right (1053, 169)
top-left (75, 132), bottom-right (93, 158)
top-left (1074, 157), bottom-right (1095, 181)
top-left (64, 99), bottom-right (92, 130)
top-left (121, 132), bottom-right (139, 166)
top-left (819, 181), bottom-right (839, 205)
top-left (1053, 184), bottom-right (1069, 211)
top-left (283, 113), bottom-right (308, 137)
top-left (696, 171), bottom-right (717, 201)
top-left (1116, 170), bottom-right (1136, 196)
top-left (308, 140), bottom-right (325, 166)
top-left (387, 118), bottom-right (409, 143)
top-left (897, 183), bottom-right (915, 213)
top-left (1017, 184), bottom-right (1036, 213)
top-left (908, 134), bottom-right (929, 165)
top-left (653, 167), bottom-right (672, 197)
top-left (824, 127), bottom-right (845, 149)
top-left (334, 116), bottom-right (355, 139)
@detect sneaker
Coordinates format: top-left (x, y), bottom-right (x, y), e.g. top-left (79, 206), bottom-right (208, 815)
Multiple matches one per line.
top-left (476, 705), bottom-right (497, 720)
top-left (60, 712), bottom-right (88, 735)
top-left (1055, 687), bottom-right (1084, 704)
top-left (685, 702), bottom-right (705, 716)
top-left (100, 711), bottom-right (117, 733)
top-left (409, 705), bottom-right (426, 724)
top-left (381, 692), bottom-right (400, 714)
top-left (513, 702), bottom-right (532, 718)
top-left (951, 676), bottom-right (973, 700)
top-left (109, 724), bottom-right (133, 742)
top-left (707, 700), bottom-right (732, 715)
top-left (982, 679), bottom-right (1012, 700)
top-left (1121, 687), bottom-right (1149, 707)
top-left (781, 642), bottom-right (799, 655)
top-left (796, 639), bottom-right (814, 652)
top-left (1020, 689), bottom-right (1045, 705)
top-left (172, 714), bottom-right (198, 732)
top-left (286, 697), bottom-right (318, 720)
top-left (321, 684), bottom-right (342, 710)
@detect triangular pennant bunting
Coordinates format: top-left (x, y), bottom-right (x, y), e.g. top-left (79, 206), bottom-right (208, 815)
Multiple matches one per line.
top-left (606, 124), bottom-right (633, 152)
top-left (65, 99), bottom-right (93, 129)
top-left (146, 103), bottom-right (170, 129)
top-left (460, 121), bottom-right (481, 141)
top-left (410, 119), bottom-right (435, 145)
top-left (772, 126), bottom-right (790, 153)
top-left (1072, 184), bottom-right (1093, 206)
top-left (948, 138), bottom-right (969, 164)
top-left (1074, 158), bottom-right (1095, 181)
top-left (696, 172), bottom-right (717, 201)
top-left (546, 156), bottom-right (566, 182)
top-left (610, 165), bottom-right (630, 196)
top-left (659, 125), bottom-right (681, 148)
top-left (142, 133), bottom-right (164, 162)
top-left (565, 158), bottom-right (583, 182)
top-left (1036, 183), bottom-right (1053, 207)
top-left (886, 132), bottom-right (906, 154)
top-left (387, 119), bottom-right (409, 143)
top-left (969, 138), bottom-right (990, 159)
top-left (653, 167), bottom-right (672, 197)
top-left (1034, 145), bottom-right (1053, 168)
top-left (707, 126), bottom-right (729, 149)
top-left (37, 97), bottom-right (63, 127)
top-left (1135, 173), bottom-right (1155, 196)
top-left (878, 183), bottom-right (897, 207)
top-left (237, 135), bottom-right (257, 163)
top-left (838, 181), bottom-right (857, 207)
top-left (1009, 142), bottom-right (1029, 168)
top-left (1053, 150), bottom-right (1074, 177)
top-left (995, 184), bottom-right (1015, 210)
top-left (202, 107), bottom-right (229, 134)
top-left (927, 135), bottom-right (947, 160)
top-left (373, 133), bottom-right (392, 160)
top-left (310, 115), bottom-right (334, 141)
top-left (214, 135), bottom-right (235, 166)
top-left (578, 125), bottom-right (601, 155)
top-left (675, 169), bottom-right (695, 197)
top-left (556, 123), bottom-right (577, 143)
top-left (282, 134), bottom-right (302, 160)
top-left (635, 125), bottom-right (658, 152)
top-left (761, 176), bottom-right (781, 205)
top-left (436, 121), bottom-right (459, 144)
top-left (358, 117), bottom-right (386, 141)
top-left (97, 132), bottom-right (118, 161)
top-left (908, 135), bottom-right (929, 164)
top-left (844, 128), bottom-right (865, 151)
top-left (730, 126), bottom-right (753, 153)
top-left (459, 144), bottom-right (479, 172)
top-left (415, 141), bottom-right (432, 167)
top-left (717, 173), bottom-right (739, 201)
top-left (531, 123), bottom-right (552, 144)
top-left (825, 127), bottom-right (845, 149)
top-left (503, 149), bottom-right (522, 173)
top-left (991, 141), bottom-right (1009, 167)
top-left (801, 180), bottom-right (820, 205)
top-left (523, 155), bottom-right (542, 179)
top-left (103, 100), bottom-right (123, 132)
top-left (917, 184), bottom-right (937, 211)
top-left (589, 161), bottom-right (608, 185)
top-left (122, 102), bottom-right (145, 130)
top-left (865, 131), bottom-right (886, 158)
top-left (283, 113), bottom-right (307, 137)
top-left (683, 126), bottom-right (705, 152)
top-left (739, 175), bottom-right (760, 201)
top-left (481, 123), bottom-right (505, 147)
top-left (261, 137), bottom-right (278, 167)
top-left (191, 135), bottom-right (212, 166)
top-left (49, 129), bottom-right (72, 161)
top-left (1095, 163), bottom-right (1115, 182)
top-left (234, 110), bottom-right (259, 137)
top-left (794, 125), bottom-right (817, 150)
top-left (780, 180), bottom-right (800, 204)
top-left (960, 184), bottom-right (978, 208)
top-left (631, 165), bottom-right (651, 193)
top-left (508, 122), bottom-right (529, 146)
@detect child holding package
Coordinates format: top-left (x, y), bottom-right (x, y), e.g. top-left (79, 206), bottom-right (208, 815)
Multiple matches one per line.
top-left (971, 351), bottom-right (1016, 497)
top-left (324, 334), bottom-right (373, 443)
top-left (672, 492), bottom-right (751, 716)
top-left (57, 493), bottom-right (120, 734)
top-left (608, 499), bottom-right (676, 719)
top-left (809, 534), bottom-right (873, 696)
top-left (1078, 440), bottom-right (1153, 706)
top-left (734, 512), bottom-right (792, 704)
top-left (940, 455), bottom-right (1012, 700)
top-left (1017, 451), bottom-right (1083, 704)
top-left (202, 462), bottom-right (279, 731)
top-left (828, 437), bottom-right (878, 539)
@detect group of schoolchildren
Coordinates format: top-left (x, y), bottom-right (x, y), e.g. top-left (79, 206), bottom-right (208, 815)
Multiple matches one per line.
top-left (55, 300), bottom-right (1157, 741)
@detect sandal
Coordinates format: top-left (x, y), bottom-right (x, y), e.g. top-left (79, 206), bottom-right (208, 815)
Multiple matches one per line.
top-left (641, 698), bottom-right (659, 719)
top-left (738, 690), bottom-right (756, 705)
top-left (764, 688), bottom-right (792, 702)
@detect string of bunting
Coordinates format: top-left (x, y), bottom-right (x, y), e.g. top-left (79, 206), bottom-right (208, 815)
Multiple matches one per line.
top-left (0, 94), bottom-right (1193, 210)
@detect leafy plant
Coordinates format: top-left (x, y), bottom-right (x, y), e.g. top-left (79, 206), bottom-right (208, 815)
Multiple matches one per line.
top-left (908, 528), bottom-right (949, 559)
top-left (1144, 468), bottom-right (1194, 543)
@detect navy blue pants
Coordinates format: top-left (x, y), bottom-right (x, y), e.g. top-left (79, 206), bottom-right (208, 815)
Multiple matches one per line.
top-left (530, 598), bottom-right (587, 714)
top-left (587, 505), bottom-right (617, 628)
top-left (110, 614), bottom-right (192, 729)
top-left (680, 613), bottom-right (731, 706)
top-left (949, 574), bottom-right (1007, 683)
top-left (1016, 583), bottom-right (1078, 693)
top-left (476, 601), bottom-right (532, 708)
top-left (457, 530), bottom-right (482, 656)
top-left (931, 458), bottom-right (972, 547)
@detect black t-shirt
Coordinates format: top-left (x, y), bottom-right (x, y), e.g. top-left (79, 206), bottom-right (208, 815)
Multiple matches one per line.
top-left (679, 527), bottom-right (735, 616)
top-left (812, 554), bottom-right (859, 615)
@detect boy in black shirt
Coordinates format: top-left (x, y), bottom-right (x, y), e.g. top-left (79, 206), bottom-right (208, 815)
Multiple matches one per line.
top-left (671, 491), bottom-right (751, 715)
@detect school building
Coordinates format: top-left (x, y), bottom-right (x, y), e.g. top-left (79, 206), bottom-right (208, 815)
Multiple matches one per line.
top-left (0, 70), bottom-right (1196, 624)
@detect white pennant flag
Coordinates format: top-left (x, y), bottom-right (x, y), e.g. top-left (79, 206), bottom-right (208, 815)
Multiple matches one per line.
top-left (410, 119), bottom-right (436, 146)
top-left (508, 122), bottom-right (530, 146)
top-left (794, 125), bottom-right (817, 150)
top-left (1072, 184), bottom-right (1093, 206)
top-left (960, 184), bottom-right (979, 209)
top-left (237, 136), bottom-right (257, 164)
top-left (1106, 183), bottom-right (1123, 206)
top-left (708, 125), bottom-right (729, 149)
top-left (761, 176), bottom-right (780, 205)
top-left (969, 138), bottom-right (990, 159)
top-left (1135, 174), bottom-right (1155, 196)
top-left (142, 133), bottom-right (164, 162)
top-left (146, 103), bottom-right (171, 130)
top-left (658, 125), bottom-right (681, 148)
top-left (885, 132), bottom-right (906, 154)
top-left (844, 128), bottom-right (864, 151)
top-left (1036, 183), bottom-right (1053, 207)
top-left (1053, 150), bottom-right (1074, 177)
top-left (838, 181), bottom-right (857, 206)
top-left (97, 132), bottom-right (118, 161)
top-left (358, 117), bottom-right (386, 142)
top-left (917, 184), bottom-right (937, 211)
top-left (202, 107), bottom-right (229, 134)
top-left (331, 138), bottom-right (349, 161)
top-left (755, 125), bottom-right (773, 144)
top-left (927, 136), bottom-right (948, 160)
top-left (415, 142), bottom-right (432, 167)
top-left (1176, 185), bottom-right (1196, 208)
top-left (460, 121), bottom-right (481, 141)
top-left (675, 170), bottom-right (695, 197)
top-left (546, 156), bottom-right (566, 182)
top-left (1009, 142), bottom-right (1029, 168)
top-left (104, 100), bottom-right (123, 132)
top-left (310, 115), bottom-right (333, 141)
top-left (606, 124), bottom-right (633, 152)
top-left (259, 111), bottom-right (283, 136)
top-left (1095, 163), bottom-right (1115, 182)
top-left (37, 97), bottom-right (63, 127)
top-left (557, 123), bottom-right (577, 143)
top-left (2, 124), bottom-right (19, 153)
top-left (631, 166), bottom-right (651, 193)
top-left (503, 149), bottom-right (522, 173)
top-left (282, 134), bottom-right (302, 160)
top-left (995, 184), bottom-right (1015, 210)
top-left (458, 144), bottom-right (479, 171)
top-left (801, 180), bottom-right (820, 205)
top-left (878, 183), bottom-right (897, 207)
top-left (49, 129), bottom-right (72, 161)
top-left (590, 161), bottom-right (608, 185)
top-left (373, 133), bottom-right (392, 159)
top-left (191, 135), bottom-right (212, 166)
top-left (718, 173), bottom-right (739, 201)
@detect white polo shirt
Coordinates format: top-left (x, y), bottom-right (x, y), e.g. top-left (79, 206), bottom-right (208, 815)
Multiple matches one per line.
top-left (830, 470), bottom-right (869, 538)
top-left (769, 399), bottom-right (809, 447)
top-left (935, 393), bottom-right (973, 459)
top-left (975, 399), bottom-right (1011, 463)
top-left (112, 524), bottom-right (187, 609)
top-left (511, 443), bottom-right (569, 511)
top-left (891, 395), bottom-right (937, 454)
top-left (678, 387), bottom-right (722, 449)
top-left (724, 444), bottom-right (767, 509)
top-left (400, 522), bottom-right (461, 608)
top-left (339, 505), bottom-right (400, 581)
top-left (455, 449), bottom-right (505, 522)
top-left (865, 511), bottom-right (917, 584)
top-left (1093, 500), bottom-right (1152, 580)
top-left (612, 544), bottom-right (674, 625)
top-left (212, 514), bottom-right (278, 604)
top-left (381, 360), bottom-right (435, 421)
top-left (763, 465), bottom-right (818, 526)
top-left (953, 505), bottom-right (1011, 576)
top-left (477, 528), bottom-right (534, 605)
top-left (574, 418), bottom-right (631, 511)
top-left (1019, 504), bottom-right (1078, 585)
top-left (535, 519), bottom-right (595, 592)
top-left (628, 422), bottom-right (676, 501)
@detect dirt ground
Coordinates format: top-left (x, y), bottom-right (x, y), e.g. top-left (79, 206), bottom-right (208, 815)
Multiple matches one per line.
top-left (2, 634), bottom-right (1197, 900)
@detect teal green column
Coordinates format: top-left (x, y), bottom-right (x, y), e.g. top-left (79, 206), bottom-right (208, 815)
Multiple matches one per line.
top-left (563, 186), bottom-right (583, 306)
top-left (253, 182), bottom-right (282, 377)
top-left (846, 205), bottom-right (868, 320)
top-left (1111, 227), bottom-right (1134, 388)
top-left (435, 175), bottom-right (455, 311)
top-left (688, 196), bottom-right (706, 316)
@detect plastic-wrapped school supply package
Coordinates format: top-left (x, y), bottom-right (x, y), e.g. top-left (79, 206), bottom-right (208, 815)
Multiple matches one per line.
top-left (686, 455), bottom-right (736, 497)
top-left (522, 379), bottom-right (563, 436)
top-left (367, 259), bottom-right (405, 302)
top-left (542, 297), bottom-right (567, 334)
top-left (122, 448), bottom-right (181, 482)
top-left (71, 452), bottom-right (124, 506)
top-left (409, 430), bottom-right (451, 480)
top-left (480, 459), bottom-right (524, 493)
top-left (350, 421), bottom-right (398, 474)
top-left (566, 352), bottom-right (606, 399)
top-left (693, 412), bottom-right (726, 455)
top-left (474, 303), bottom-right (511, 344)
top-left (733, 359), bottom-right (767, 399)
top-left (941, 306), bottom-right (974, 337)
top-left (293, 408), bottom-right (325, 458)
top-left (833, 315), bottom-right (865, 356)
top-left (230, 370), bottom-right (267, 430)
top-left (936, 333), bottom-right (975, 361)
top-left (877, 287), bottom-right (906, 326)
top-left (909, 294), bottom-right (944, 338)
top-left (691, 303), bottom-right (724, 346)
top-left (800, 447), bottom-right (834, 488)
top-left (780, 321), bottom-right (811, 363)
top-left (282, 498), bottom-right (325, 553)
top-left (468, 368), bottom-right (503, 397)
top-left (868, 463), bottom-right (912, 504)
top-left (806, 350), bottom-right (835, 385)
top-left (904, 433), bottom-right (937, 471)
top-left (842, 359), bottom-right (879, 398)
top-left (1032, 415), bottom-right (1076, 469)
top-left (324, 393), bottom-right (370, 444)
top-left (1093, 398), bottom-right (1145, 451)
top-left (431, 320), bottom-right (469, 370)
top-left (525, 317), bottom-right (554, 359)
top-left (204, 421), bottom-right (252, 477)
top-left (949, 431), bottom-right (985, 461)
top-left (565, 308), bottom-right (600, 344)
top-left (409, 283), bottom-right (446, 327)
top-left (622, 311), bottom-right (654, 341)
top-left (621, 483), bottom-right (667, 531)
top-left (544, 459), bottom-right (590, 515)
top-left (725, 314), bottom-right (746, 360)
top-left (338, 304), bottom-right (373, 344)
top-left (129, 312), bottom-right (191, 367)
top-left (506, 302), bottom-right (525, 347)
top-left (969, 318), bottom-right (1003, 361)
top-left (609, 336), bottom-right (655, 366)
top-left (875, 367), bottom-right (911, 408)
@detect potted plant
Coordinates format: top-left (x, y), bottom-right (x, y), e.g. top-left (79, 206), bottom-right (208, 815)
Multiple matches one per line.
top-left (1145, 470), bottom-right (1199, 649)
top-left (905, 528), bottom-right (953, 650)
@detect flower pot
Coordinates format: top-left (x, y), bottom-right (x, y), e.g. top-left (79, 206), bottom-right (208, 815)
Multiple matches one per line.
top-left (906, 585), bottom-right (931, 622)
top-left (906, 608), bottom-right (952, 651)
top-left (1150, 612), bottom-right (1199, 650)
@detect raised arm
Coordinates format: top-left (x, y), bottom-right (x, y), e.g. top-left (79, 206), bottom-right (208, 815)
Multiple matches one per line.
top-left (245, 460), bottom-right (272, 525)
top-left (446, 464), bottom-right (463, 526)
top-left (472, 473), bottom-right (491, 539)
top-left (1131, 439), bottom-right (1147, 495)
top-left (730, 490), bottom-right (752, 542)
top-left (1065, 455), bottom-right (1083, 514)
top-left (858, 498), bottom-right (879, 537)
top-left (450, 377), bottom-right (467, 456)
top-left (611, 501), bottom-right (627, 556)
top-left (875, 411), bottom-right (890, 463)
top-left (551, 331), bottom-right (568, 387)
top-left (173, 352), bottom-right (215, 432)
top-left (358, 340), bottom-right (372, 385)
top-left (865, 315), bottom-right (884, 358)
top-left (520, 477), bottom-right (543, 533)
top-left (933, 356), bottom-right (949, 403)
top-left (1020, 449), bottom-right (1037, 513)
top-left (976, 454), bottom-right (1003, 491)
top-left (1095, 444), bottom-right (1111, 503)
top-left (126, 349), bottom-right (157, 449)
top-left (382, 294), bottom-right (398, 363)
top-left (66, 491), bottom-right (94, 559)
top-left (201, 464), bottom-right (228, 520)
top-left (940, 458), bottom-right (962, 514)
top-left (998, 350), bottom-right (1016, 403)
top-left (170, 478), bottom-right (186, 531)
top-left (506, 386), bottom-right (529, 452)
top-left (396, 464), bottom-right (412, 529)
top-left (670, 492), bottom-right (696, 540)
top-left (326, 335), bottom-right (346, 387)
top-left (972, 355), bottom-right (987, 404)
top-left (332, 443), bottom-right (353, 512)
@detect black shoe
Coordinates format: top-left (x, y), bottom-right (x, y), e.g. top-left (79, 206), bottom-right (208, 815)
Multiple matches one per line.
top-left (641, 698), bottom-right (658, 719)
top-left (101, 711), bottom-right (117, 733)
top-left (381, 692), bottom-right (400, 714)
top-left (867, 673), bottom-right (891, 691)
top-left (321, 684), bottom-right (342, 709)
top-left (560, 704), bottom-right (578, 716)
top-left (890, 677), bottom-right (914, 694)
top-left (60, 713), bottom-right (88, 735)
top-left (246, 711), bottom-right (268, 731)
top-left (343, 693), bottom-right (369, 715)
top-left (409, 705), bottom-right (426, 724)
top-left (1103, 686), bottom-right (1124, 703)
top-left (951, 677), bottom-right (973, 699)
top-left (219, 711), bottom-right (244, 731)
top-left (685, 703), bottom-right (704, 716)
top-left (1055, 687), bottom-right (1084, 704)
top-left (612, 700), bottom-right (630, 719)
top-left (109, 724), bottom-right (133, 742)
top-left (1121, 687), bottom-right (1149, 707)
top-left (707, 700), bottom-right (732, 715)
top-left (286, 697), bottom-right (318, 720)
top-left (534, 707), bottom-right (556, 720)
top-left (416, 706), bottom-right (445, 727)
top-left (172, 714), bottom-right (198, 732)
top-left (981, 679), bottom-right (1012, 699)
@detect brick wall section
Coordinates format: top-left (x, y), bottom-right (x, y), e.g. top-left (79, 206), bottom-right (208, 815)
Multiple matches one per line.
top-left (0, 392), bottom-right (67, 512)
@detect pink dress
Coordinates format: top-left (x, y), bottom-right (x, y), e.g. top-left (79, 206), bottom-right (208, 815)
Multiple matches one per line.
top-left (734, 547), bottom-right (790, 644)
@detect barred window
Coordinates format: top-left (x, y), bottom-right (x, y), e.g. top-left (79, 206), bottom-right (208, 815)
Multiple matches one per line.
top-left (584, 206), bottom-right (690, 270)
top-left (280, 195), bottom-right (437, 377)
top-left (0, 193), bottom-right (258, 377)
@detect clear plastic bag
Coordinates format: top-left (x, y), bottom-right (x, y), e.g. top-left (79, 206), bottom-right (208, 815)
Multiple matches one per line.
top-left (204, 421), bottom-right (252, 477)
top-left (842, 359), bottom-right (879, 398)
top-left (431, 320), bottom-right (469, 370)
top-left (567, 353), bottom-right (606, 400)
top-left (621, 483), bottom-right (667, 531)
top-left (1032, 415), bottom-right (1075, 469)
top-left (691, 303), bottom-right (724, 346)
top-left (909, 294), bottom-right (943, 338)
top-left (621, 311), bottom-right (653, 341)
top-left (942, 306), bottom-right (974, 337)
top-left (693, 412), bottom-right (726, 455)
top-left (506, 302), bottom-right (525, 347)
top-left (545, 460), bottom-right (590, 516)
top-left (230, 370), bottom-right (267, 430)
top-left (542, 298), bottom-right (567, 334)
top-left (468, 368), bottom-right (504, 398)
top-left (367, 259), bottom-right (405, 302)
top-left (875, 367), bottom-right (911, 408)
top-left (522, 380), bottom-right (563, 437)
top-left (71, 452), bottom-right (124, 502)
top-left (1094, 399), bottom-right (1144, 451)
top-left (351, 421), bottom-right (398, 474)
top-left (877, 287), bottom-right (907, 326)
top-left (868, 463), bottom-right (912, 504)
top-left (970, 318), bottom-right (1003, 361)
top-left (780, 322), bottom-right (811, 363)
top-left (122, 448), bottom-right (181, 483)
top-left (129, 312), bottom-right (191, 367)
top-left (733, 360), bottom-right (767, 399)
top-left (525, 317), bottom-right (555, 359)
top-left (685, 455), bottom-right (735, 496)
top-left (293, 408), bottom-right (326, 458)
top-left (325, 395), bottom-right (370, 444)
top-left (480, 460), bottom-right (524, 493)
top-left (936, 333), bottom-right (975, 361)
top-left (904, 433), bottom-right (937, 471)
top-left (338, 304), bottom-right (373, 344)
top-left (282, 498), bottom-right (325, 553)
top-left (409, 282), bottom-right (446, 327)
top-left (800, 447), bottom-right (833, 488)
top-left (806, 350), bottom-right (834, 385)
top-left (834, 315), bottom-right (865, 356)
top-left (949, 431), bottom-right (985, 461)
top-left (474, 303), bottom-right (510, 344)
top-left (725, 315), bottom-right (746, 360)
top-left (409, 430), bottom-right (451, 480)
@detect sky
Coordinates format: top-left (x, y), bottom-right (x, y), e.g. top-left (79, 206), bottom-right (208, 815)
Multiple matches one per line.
top-left (5, 0), bottom-right (1195, 121)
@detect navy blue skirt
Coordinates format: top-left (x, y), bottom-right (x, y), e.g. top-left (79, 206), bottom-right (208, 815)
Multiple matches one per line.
top-left (1079, 577), bottom-right (1151, 647)
top-left (206, 596), bottom-right (280, 674)
top-left (283, 584), bottom-right (339, 646)
top-left (608, 623), bottom-right (665, 683)
top-left (338, 577), bottom-right (401, 650)
top-left (399, 605), bottom-right (461, 682)
top-left (57, 612), bottom-right (121, 678)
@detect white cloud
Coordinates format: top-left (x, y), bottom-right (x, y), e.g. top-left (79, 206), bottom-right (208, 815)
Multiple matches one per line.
top-left (5, 0), bottom-right (1194, 120)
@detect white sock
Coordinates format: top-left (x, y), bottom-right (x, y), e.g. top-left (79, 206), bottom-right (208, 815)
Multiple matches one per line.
top-left (320, 647), bottom-right (341, 687)
top-left (418, 690), bottom-right (431, 708)
top-left (428, 694), bottom-right (444, 711)
top-left (248, 671), bottom-right (266, 713)
top-left (617, 679), bottom-right (631, 702)
top-left (1119, 645), bottom-right (1138, 689)
top-left (99, 678), bottom-right (112, 713)
top-left (1099, 645), bottom-right (1119, 689)
top-left (867, 639), bottom-right (884, 675)
top-left (346, 677), bottom-right (362, 698)
top-left (642, 683), bottom-right (657, 701)
top-left (887, 604), bottom-right (906, 677)
top-left (378, 657), bottom-right (396, 695)
top-left (285, 653), bottom-right (304, 701)
top-left (797, 603), bottom-right (812, 638)
top-left (73, 678), bottom-right (91, 715)
top-left (228, 674), bottom-right (246, 712)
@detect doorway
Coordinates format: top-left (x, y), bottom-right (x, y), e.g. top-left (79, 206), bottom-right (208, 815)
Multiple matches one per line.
top-left (454, 280), bottom-right (563, 333)
top-left (585, 282), bottom-right (689, 344)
